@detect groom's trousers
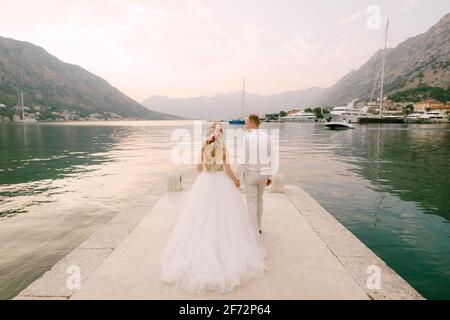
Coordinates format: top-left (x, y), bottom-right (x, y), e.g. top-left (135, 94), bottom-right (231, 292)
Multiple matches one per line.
top-left (244, 171), bottom-right (268, 232)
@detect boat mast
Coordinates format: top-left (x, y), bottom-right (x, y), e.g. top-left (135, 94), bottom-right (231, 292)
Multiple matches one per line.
top-left (21, 90), bottom-right (25, 120)
top-left (241, 77), bottom-right (246, 117)
top-left (15, 94), bottom-right (20, 118)
top-left (379, 17), bottom-right (389, 116)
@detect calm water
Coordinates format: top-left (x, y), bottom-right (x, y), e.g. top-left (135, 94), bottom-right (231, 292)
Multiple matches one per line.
top-left (0, 121), bottom-right (449, 299)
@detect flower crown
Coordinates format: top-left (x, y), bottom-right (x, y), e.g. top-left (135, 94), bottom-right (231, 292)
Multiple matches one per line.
top-left (206, 123), bottom-right (222, 144)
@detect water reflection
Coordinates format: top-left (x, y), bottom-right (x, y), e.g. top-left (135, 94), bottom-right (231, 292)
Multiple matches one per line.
top-left (268, 122), bottom-right (450, 299)
top-left (343, 124), bottom-right (450, 221)
top-left (0, 122), bottom-right (198, 299)
top-left (0, 121), bottom-right (449, 299)
top-left (0, 125), bottom-right (127, 217)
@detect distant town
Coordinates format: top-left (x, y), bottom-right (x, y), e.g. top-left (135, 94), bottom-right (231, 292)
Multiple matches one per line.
top-left (0, 103), bottom-right (140, 122)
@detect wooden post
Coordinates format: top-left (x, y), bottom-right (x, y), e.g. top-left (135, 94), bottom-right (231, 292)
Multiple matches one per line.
top-left (167, 172), bottom-right (182, 192)
top-left (271, 174), bottom-right (285, 193)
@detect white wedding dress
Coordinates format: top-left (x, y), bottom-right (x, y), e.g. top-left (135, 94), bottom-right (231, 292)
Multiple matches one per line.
top-left (160, 168), bottom-right (267, 294)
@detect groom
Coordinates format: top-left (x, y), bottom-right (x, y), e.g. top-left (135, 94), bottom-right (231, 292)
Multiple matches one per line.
top-left (237, 114), bottom-right (272, 234)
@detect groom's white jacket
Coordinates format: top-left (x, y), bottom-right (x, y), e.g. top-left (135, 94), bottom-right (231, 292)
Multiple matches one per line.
top-left (236, 129), bottom-right (273, 180)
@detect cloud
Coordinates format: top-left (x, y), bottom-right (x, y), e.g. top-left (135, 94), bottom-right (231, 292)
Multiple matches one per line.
top-left (338, 9), bottom-right (366, 26)
top-left (0, 0), bottom-right (441, 100)
top-left (394, 0), bottom-right (421, 9)
top-left (186, 0), bottom-right (211, 20)
top-left (282, 34), bottom-right (318, 66)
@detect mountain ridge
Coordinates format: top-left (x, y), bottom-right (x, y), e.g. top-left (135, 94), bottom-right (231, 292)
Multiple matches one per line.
top-left (143, 12), bottom-right (450, 118)
top-left (317, 12), bottom-right (450, 105)
top-left (0, 36), bottom-right (178, 120)
top-left (143, 87), bottom-right (325, 119)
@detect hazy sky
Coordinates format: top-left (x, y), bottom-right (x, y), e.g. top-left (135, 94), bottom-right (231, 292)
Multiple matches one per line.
top-left (0, 0), bottom-right (449, 101)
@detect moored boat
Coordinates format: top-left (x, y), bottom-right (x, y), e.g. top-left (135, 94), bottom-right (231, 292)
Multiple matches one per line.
top-left (324, 122), bottom-right (354, 130)
top-left (331, 99), bottom-right (367, 123)
top-left (12, 90), bottom-right (37, 123)
top-left (229, 118), bottom-right (245, 125)
top-left (281, 112), bottom-right (317, 122)
top-left (229, 78), bottom-right (246, 125)
top-left (418, 111), bottom-right (449, 124)
top-left (358, 18), bottom-right (405, 125)
top-left (358, 115), bottom-right (405, 124)
top-left (405, 112), bottom-right (424, 123)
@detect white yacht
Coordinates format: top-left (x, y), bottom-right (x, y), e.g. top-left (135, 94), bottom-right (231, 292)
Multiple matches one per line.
top-left (330, 99), bottom-right (359, 116)
top-left (324, 121), bottom-right (354, 130)
top-left (281, 111), bottom-right (317, 123)
top-left (405, 112), bottom-right (424, 123)
top-left (340, 107), bottom-right (369, 124)
top-left (418, 111), bottom-right (449, 124)
top-left (330, 99), bottom-right (367, 123)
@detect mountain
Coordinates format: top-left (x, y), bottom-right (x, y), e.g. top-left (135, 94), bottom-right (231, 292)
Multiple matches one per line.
top-left (318, 12), bottom-right (450, 106)
top-left (143, 87), bottom-right (324, 119)
top-left (0, 36), bottom-right (177, 120)
top-left (143, 13), bottom-right (450, 118)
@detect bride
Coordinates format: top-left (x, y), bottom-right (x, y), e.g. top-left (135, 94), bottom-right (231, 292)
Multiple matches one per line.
top-left (160, 123), bottom-right (267, 294)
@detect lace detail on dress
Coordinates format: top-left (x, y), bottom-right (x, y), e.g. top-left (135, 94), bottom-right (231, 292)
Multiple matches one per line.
top-left (202, 138), bottom-right (225, 172)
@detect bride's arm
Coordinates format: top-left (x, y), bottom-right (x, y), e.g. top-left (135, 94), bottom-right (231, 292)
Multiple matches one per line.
top-left (223, 149), bottom-right (240, 187)
top-left (197, 145), bottom-right (204, 173)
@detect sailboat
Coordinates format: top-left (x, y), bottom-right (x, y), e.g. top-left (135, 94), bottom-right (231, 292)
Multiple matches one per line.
top-left (228, 78), bottom-right (246, 125)
top-left (12, 90), bottom-right (37, 123)
top-left (359, 17), bottom-right (405, 124)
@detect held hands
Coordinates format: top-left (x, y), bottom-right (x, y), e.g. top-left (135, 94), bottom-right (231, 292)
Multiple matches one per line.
top-left (233, 179), bottom-right (269, 188)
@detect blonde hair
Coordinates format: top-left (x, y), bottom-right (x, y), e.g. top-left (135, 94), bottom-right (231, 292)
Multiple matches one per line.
top-left (248, 114), bottom-right (261, 126)
top-left (202, 123), bottom-right (225, 172)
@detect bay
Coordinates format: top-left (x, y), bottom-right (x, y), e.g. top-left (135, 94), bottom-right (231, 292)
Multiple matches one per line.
top-left (0, 121), bottom-right (449, 299)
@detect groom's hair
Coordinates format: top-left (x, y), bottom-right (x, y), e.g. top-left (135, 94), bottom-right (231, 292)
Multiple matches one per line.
top-left (248, 114), bottom-right (261, 126)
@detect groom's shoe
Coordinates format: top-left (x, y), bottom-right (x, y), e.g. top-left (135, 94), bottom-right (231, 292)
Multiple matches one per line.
top-left (259, 230), bottom-right (262, 234)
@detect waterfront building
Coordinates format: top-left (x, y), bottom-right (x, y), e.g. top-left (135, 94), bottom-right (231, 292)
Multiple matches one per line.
top-left (414, 99), bottom-right (445, 112)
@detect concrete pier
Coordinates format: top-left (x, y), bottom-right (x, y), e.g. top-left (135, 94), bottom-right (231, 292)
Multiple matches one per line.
top-left (15, 184), bottom-right (423, 300)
